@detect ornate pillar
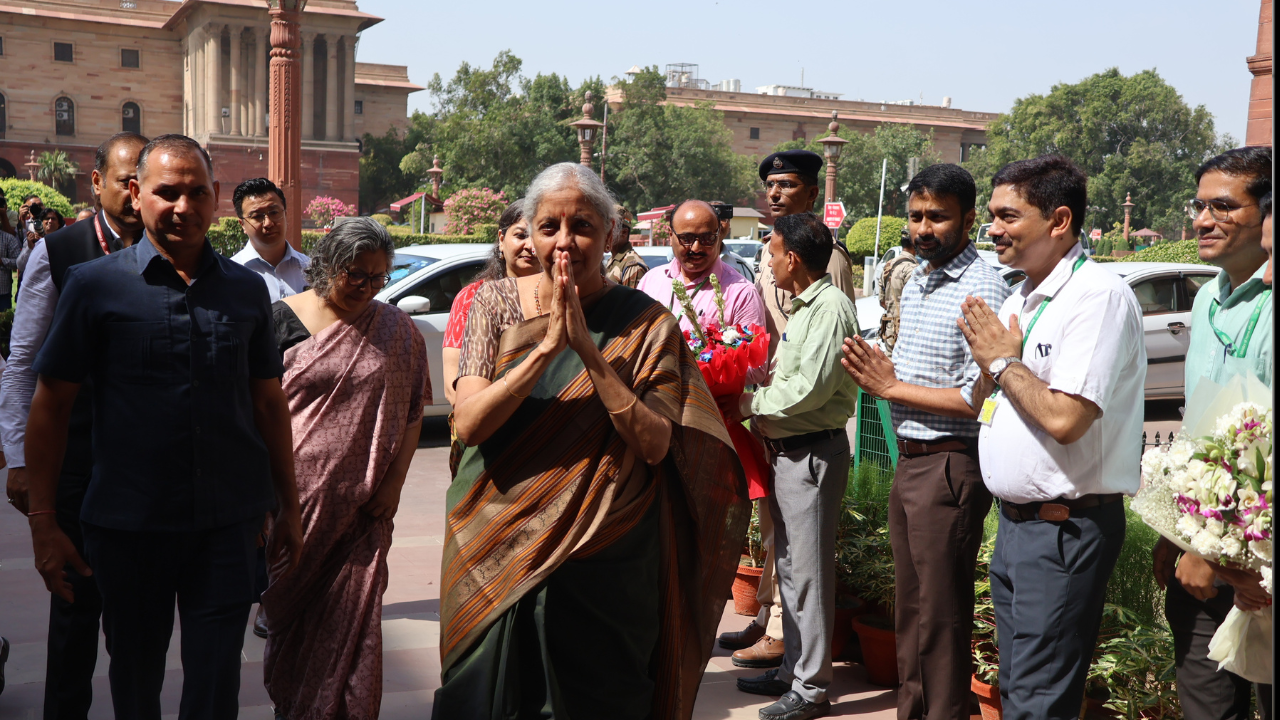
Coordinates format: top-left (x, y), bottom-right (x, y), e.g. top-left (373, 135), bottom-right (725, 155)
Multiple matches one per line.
top-left (206, 25), bottom-right (222, 135)
top-left (182, 35), bottom-right (193, 135)
top-left (343, 36), bottom-right (356, 142)
top-left (301, 32), bottom-right (315, 140)
top-left (268, 4), bottom-right (303, 250)
top-left (192, 26), bottom-right (204, 135)
top-left (254, 31), bottom-right (268, 137)
top-left (324, 34), bottom-right (339, 141)
top-left (229, 27), bottom-right (242, 136)
top-left (1245, 0), bottom-right (1273, 146)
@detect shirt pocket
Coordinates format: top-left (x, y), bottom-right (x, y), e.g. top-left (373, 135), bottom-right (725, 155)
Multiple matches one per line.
top-left (103, 321), bottom-right (169, 384)
top-left (211, 321), bottom-right (253, 379)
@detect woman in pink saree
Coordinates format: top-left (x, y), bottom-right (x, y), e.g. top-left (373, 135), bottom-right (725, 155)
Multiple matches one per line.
top-left (261, 218), bottom-right (430, 720)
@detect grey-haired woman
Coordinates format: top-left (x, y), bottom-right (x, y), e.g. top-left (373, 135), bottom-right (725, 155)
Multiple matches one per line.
top-left (262, 217), bottom-right (430, 720)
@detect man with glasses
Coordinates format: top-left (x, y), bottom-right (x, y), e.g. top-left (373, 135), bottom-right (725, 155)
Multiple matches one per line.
top-left (636, 200), bottom-right (765, 347)
top-left (232, 177), bottom-right (309, 302)
top-left (1151, 146), bottom-right (1273, 720)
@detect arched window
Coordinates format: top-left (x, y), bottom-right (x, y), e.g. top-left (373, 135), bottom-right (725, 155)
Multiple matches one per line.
top-left (122, 101), bottom-right (141, 134)
top-left (55, 96), bottom-right (75, 136)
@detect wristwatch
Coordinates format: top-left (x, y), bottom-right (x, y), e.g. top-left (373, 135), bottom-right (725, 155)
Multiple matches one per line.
top-left (988, 357), bottom-right (1022, 384)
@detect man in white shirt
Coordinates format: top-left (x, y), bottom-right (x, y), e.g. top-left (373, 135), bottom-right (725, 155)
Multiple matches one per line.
top-left (957, 155), bottom-right (1145, 720)
top-left (230, 178), bottom-right (309, 301)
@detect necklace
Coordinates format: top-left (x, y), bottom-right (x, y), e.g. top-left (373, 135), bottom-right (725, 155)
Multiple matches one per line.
top-left (534, 280), bottom-right (542, 316)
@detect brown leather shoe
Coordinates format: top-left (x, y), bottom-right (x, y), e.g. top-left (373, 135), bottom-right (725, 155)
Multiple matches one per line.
top-left (718, 619), bottom-right (767, 650)
top-left (731, 634), bottom-right (784, 668)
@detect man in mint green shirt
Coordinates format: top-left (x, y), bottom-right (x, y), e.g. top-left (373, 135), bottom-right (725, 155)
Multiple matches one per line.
top-left (1152, 146), bottom-right (1272, 720)
top-left (724, 212), bottom-right (858, 720)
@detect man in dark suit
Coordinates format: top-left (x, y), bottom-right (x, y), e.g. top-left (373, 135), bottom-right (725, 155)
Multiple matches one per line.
top-left (2, 131), bottom-right (147, 720)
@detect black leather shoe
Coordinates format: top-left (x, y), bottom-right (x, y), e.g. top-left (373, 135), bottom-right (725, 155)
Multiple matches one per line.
top-left (719, 619), bottom-right (767, 650)
top-left (0, 636), bottom-right (10, 696)
top-left (736, 667), bottom-right (791, 696)
top-left (758, 690), bottom-right (830, 720)
top-left (254, 606), bottom-right (269, 639)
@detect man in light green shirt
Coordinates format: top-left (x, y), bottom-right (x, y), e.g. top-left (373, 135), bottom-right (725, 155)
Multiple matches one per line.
top-left (1151, 146), bottom-right (1273, 720)
top-left (725, 212), bottom-right (858, 720)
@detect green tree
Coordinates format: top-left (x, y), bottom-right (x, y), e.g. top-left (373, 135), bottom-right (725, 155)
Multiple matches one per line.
top-left (775, 124), bottom-right (937, 226)
top-left (36, 150), bottom-right (79, 192)
top-left (359, 123), bottom-right (431, 215)
top-left (604, 66), bottom-right (756, 211)
top-left (963, 68), bottom-right (1232, 239)
top-left (844, 216), bottom-right (907, 261)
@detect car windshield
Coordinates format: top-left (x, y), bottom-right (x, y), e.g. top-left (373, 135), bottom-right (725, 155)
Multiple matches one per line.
top-left (389, 256), bottom-right (438, 283)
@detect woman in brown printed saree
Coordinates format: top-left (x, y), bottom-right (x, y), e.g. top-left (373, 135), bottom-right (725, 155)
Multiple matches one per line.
top-left (434, 163), bottom-right (750, 720)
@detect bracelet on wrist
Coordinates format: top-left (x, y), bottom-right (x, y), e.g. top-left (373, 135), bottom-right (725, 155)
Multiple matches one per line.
top-left (503, 377), bottom-right (530, 399)
top-left (607, 394), bottom-right (638, 415)
top-left (27, 509), bottom-right (56, 518)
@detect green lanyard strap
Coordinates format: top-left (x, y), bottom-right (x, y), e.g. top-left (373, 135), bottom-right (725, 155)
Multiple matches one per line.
top-left (1020, 254), bottom-right (1087, 356)
top-left (1207, 288), bottom-right (1271, 358)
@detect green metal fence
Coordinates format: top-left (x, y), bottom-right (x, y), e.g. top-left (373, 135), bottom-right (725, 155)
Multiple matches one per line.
top-left (852, 388), bottom-right (898, 473)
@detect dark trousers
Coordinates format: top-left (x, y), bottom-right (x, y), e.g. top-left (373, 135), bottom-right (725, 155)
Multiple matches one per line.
top-left (889, 449), bottom-right (991, 720)
top-left (1166, 578), bottom-right (1273, 720)
top-left (82, 517), bottom-right (262, 720)
top-left (991, 500), bottom-right (1124, 720)
top-left (44, 474), bottom-right (102, 720)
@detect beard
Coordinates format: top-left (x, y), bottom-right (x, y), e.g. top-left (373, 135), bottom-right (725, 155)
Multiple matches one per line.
top-left (913, 226), bottom-right (964, 262)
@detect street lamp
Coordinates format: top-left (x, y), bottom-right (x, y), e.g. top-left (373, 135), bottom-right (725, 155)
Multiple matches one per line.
top-left (265, 0), bottom-right (307, 250)
top-left (569, 91), bottom-right (605, 168)
top-left (1122, 192), bottom-right (1135, 246)
top-left (816, 111), bottom-right (848, 205)
top-left (422, 155), bottom-right (443, 233)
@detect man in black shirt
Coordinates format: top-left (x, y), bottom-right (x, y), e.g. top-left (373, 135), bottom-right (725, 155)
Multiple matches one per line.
top-left (24, 134), bottom-right (303, 719)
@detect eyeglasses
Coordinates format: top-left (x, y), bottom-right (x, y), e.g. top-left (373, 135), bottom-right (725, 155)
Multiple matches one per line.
top-left (342, 269), bottom-right (391, 290)
top-left (243, 208), bottom-right (284, 226)
top-left (763, 179), bottom-right (804, 193)
top-left (1187, 198), bottom-right (1257, 223)
top-left (674, 232), bottom-right (720, 248)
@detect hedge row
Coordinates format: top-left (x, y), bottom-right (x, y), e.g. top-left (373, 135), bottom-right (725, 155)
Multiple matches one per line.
top-left (1115, 239), bottom-right (1207, 265)
top-left (0, 178), bottom-right (75, 217)
top-left (205, 217), bottom-right (494, 258)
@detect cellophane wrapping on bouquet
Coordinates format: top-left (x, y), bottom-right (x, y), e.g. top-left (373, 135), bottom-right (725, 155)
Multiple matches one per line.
top-left (1133, 374), bottom-right (1273, 683)
top-left (674, 273), bottom-right (771, 500)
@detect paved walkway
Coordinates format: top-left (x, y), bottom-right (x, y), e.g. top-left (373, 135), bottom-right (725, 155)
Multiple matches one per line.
top-left (0, 404), bottom-right (1178, 718)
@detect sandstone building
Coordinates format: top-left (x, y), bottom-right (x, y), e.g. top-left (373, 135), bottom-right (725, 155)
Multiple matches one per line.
top-left (0, 0), bottom-right (420, 216)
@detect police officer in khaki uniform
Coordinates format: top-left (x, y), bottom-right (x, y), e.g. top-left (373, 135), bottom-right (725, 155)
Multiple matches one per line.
top-left (878, 226), bottom-right (918, 355)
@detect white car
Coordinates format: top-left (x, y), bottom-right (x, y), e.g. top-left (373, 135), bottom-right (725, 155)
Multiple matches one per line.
top-left (857, 256), bottom-right (1218, 400)
top-left (376, 244), bottom-right (495, 417)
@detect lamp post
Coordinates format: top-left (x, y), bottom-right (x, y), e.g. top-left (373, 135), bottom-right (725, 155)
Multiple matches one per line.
top-left (1122, 192), bottom-right (1135, 246)
top-left (817, 111), bottom-right (848, 207)
top-left (265, 0), bottom-right (307, 250)
top-left (423, 156), bottom-right (443, 233)
top-left (569, 91), bottom-right (605, 168)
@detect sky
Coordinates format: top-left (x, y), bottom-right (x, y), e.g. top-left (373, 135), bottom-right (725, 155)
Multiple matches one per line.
top-left (353, 0), bottom-right (1263, 143)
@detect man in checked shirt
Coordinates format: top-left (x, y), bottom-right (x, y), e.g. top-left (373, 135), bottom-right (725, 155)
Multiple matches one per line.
top-left (841, 163), bottom-right (1010, 720)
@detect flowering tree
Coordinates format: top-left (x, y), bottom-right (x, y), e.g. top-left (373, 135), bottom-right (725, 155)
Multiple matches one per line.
top-left (443, 188), bottom-right (507, 235)
top-left (651, 214), bottom-right (674, 246)
top-left (306, 196), bottom-right (356, 228)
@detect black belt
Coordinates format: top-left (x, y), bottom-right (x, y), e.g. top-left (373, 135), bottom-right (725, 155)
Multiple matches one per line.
top-left (1000, 493), bottom-right (1123, 523)
top-left (765, 428), bottom-right (843, 455)
top-left (897, 437), bottom-right (976, 456)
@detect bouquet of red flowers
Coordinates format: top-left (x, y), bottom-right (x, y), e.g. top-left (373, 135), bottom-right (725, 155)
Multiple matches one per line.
top-left (674, 274), bottom-right (771, 499)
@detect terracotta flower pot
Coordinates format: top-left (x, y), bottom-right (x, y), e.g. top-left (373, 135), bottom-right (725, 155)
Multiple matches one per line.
top-left (971, 675), bottom-right (1002, 720)
top-left (732, 562), bottom-right (763, 616)
top-left (831, 595), bottom-right (865, 661)
top-left (851, 614), bottom-right (898, 687)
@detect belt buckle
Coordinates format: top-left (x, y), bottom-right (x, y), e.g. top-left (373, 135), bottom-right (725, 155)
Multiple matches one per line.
top-left (1038, 503), bottom-right (1070, 522)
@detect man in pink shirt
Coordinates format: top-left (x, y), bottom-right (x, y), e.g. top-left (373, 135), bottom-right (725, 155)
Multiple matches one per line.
top-left (637, 201), bottom-right (767, 386)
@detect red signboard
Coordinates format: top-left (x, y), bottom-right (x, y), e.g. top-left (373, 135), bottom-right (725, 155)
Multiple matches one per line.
top-left (823, 202), bottom-right (846, 229)
top-left (1089, 228), bottom-right (1102, 240)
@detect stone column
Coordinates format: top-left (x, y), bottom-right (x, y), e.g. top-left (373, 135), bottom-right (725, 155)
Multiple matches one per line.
top-left (206, 25), bottom-right (222, 135)
top-left (343, 36), bottom-right (356, 142)
top-left (229, 27), bottom-right (242, 136)
top-left (192, 26), bottom-right (204, 136)
top-left (268, 2), bottom-right (304, 250)
top-left (182, 35), bottom-right (192, 135)
top-left (254, 30), bottom-right (268, 136)
top-left (325, 34), bottom-right (339, 141)
top-left (301, 32), bottom-right (315, 140)
top-left (1245, 0), bottom-right (1273, 146)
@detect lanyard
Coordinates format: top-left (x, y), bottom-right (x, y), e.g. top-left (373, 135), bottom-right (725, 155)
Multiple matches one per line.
top-left (1019, 254), bottom-right (1087, 356)
top-left (1207, 288), bottom-right (1271, 358)
top-left (92, 214), bottom-right (111, 255)
top-left (670, 275), bottom-right (711, 315)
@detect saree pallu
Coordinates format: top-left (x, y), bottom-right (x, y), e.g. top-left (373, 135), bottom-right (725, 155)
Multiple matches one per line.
top-left (435, 286), bottom-right (750, 720)
top-left (262, 301), bottom-right (429, 720)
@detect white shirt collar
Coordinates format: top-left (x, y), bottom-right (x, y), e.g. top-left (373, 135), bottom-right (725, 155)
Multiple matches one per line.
top-left (1019, 242), bottom-right (1084, 304)
top-left (98, 210), bottom-right (121, 241)
top-left (232, 239), bottom-right (306, 268)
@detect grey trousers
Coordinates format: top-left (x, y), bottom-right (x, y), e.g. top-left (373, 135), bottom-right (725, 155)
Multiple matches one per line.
top-left (1166, 579), bottom-right (1273, 720)
top-left (769, 432), bottom-right (850, 704)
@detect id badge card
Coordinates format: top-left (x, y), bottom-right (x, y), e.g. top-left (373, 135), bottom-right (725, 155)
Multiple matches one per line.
top-left (978, 395), bottom-right (999, 425)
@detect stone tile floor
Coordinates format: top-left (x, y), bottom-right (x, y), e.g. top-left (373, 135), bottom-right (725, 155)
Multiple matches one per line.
top-left (1, 405), bottom-right (1178, 718)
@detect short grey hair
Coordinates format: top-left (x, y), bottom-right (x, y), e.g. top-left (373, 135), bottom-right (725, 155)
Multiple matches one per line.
top-left (521, 162), bottom-right (619, 236)
top-left (305, 217), bottom-right (396, 297)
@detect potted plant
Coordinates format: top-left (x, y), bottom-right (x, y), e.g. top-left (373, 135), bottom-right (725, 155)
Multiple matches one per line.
top-left (970, 538), bottom-right (1001, 718)
top-left (839, 497), bottom-right (898, 687)
top-left (732, 502), bottom-right (767, 616)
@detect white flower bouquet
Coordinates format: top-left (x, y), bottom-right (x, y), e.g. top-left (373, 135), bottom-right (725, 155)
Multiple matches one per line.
top-left (1133, 375), bottom-right (1273, 683)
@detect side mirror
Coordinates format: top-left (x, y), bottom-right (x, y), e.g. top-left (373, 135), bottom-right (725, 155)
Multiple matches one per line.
top-left (397, 295), bottom-right (431, 314)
